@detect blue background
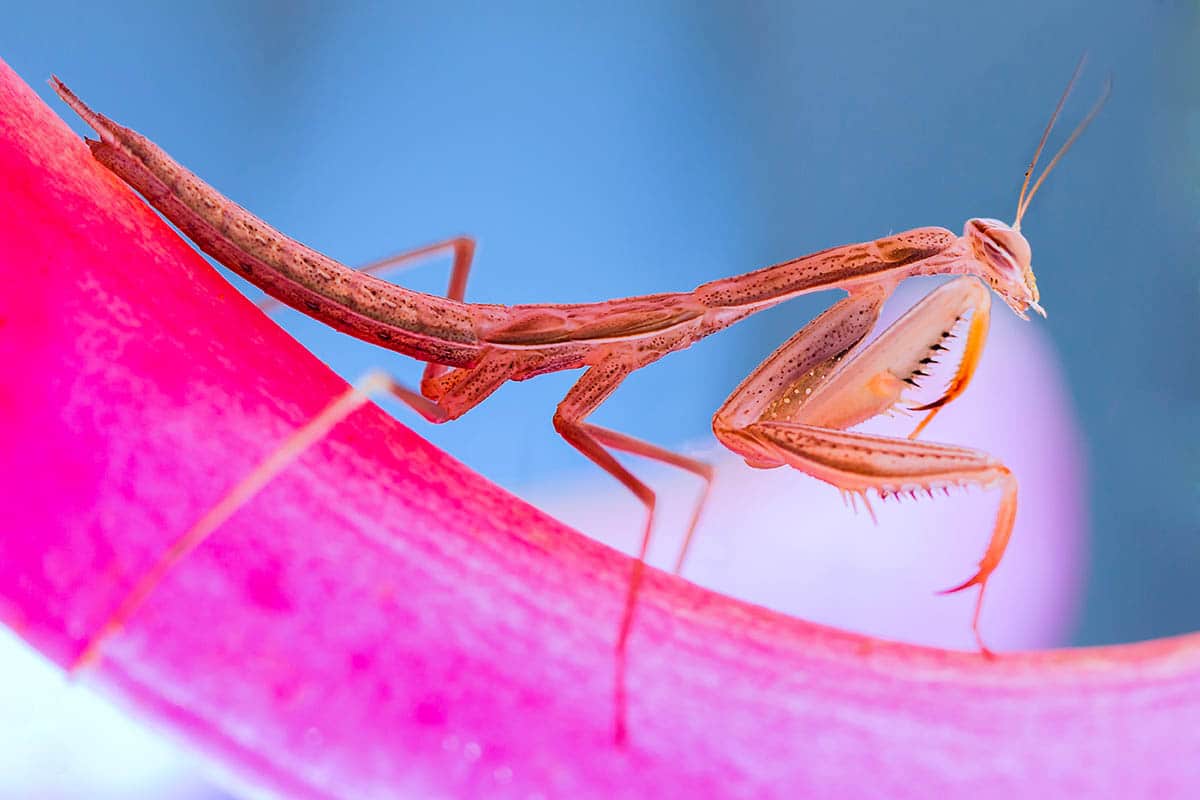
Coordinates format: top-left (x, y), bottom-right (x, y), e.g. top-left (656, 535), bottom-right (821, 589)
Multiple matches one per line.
top-left (2, 3), bottom-right (1196, 796)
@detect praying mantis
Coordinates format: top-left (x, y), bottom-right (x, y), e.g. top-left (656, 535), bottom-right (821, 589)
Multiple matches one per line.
top-left (52, 64), bottom-right (1105, 740)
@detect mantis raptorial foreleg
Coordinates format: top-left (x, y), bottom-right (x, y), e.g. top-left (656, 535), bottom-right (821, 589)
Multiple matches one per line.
top-left (787, 276), bottom-right (993, 440)
top-left (906, 280), bottom-right (992, 440)
top-left (714, 276), bottom-right (1013, 651)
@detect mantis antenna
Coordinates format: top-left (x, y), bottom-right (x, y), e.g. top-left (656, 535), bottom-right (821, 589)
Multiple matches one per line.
top-left (1014, 57), bottom-right (1112, 231)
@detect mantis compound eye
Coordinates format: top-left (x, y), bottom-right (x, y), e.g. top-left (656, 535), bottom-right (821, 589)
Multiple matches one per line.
top-left (964, 218), bottom-right (1043, 319)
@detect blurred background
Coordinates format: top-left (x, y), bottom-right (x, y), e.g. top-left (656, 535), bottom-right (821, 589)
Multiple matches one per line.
top-left (3, 1), bottom-right (1196, 797)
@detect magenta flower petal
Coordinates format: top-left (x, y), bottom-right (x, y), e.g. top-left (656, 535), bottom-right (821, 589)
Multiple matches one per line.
top-left (2, 60), bottom-right (1198, 799)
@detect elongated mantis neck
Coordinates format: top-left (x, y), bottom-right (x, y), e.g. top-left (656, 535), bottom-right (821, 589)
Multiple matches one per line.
top-left (694, 229), bottom-right (972, 314)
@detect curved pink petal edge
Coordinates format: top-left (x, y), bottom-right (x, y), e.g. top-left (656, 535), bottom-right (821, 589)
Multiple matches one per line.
top-left (1, 60), bottom-right (1197, 799)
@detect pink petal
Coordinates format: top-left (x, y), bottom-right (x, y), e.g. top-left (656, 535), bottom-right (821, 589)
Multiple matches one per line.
top-left (1, 60), bottom-right (1198, 799)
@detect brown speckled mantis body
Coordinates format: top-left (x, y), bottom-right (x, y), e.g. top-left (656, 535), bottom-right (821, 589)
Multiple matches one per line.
top-left (53, 66), bottom-right (1104, 741)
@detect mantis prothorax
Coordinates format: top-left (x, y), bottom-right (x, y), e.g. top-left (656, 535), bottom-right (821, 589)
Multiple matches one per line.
top-left (52, 64), bottom-right (1105, 741)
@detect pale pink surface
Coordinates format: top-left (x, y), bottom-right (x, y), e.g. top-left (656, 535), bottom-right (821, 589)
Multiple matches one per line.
top-left (2, 60), bottom-right (1199, 799)
top-left (528, 284), bottom-right (1086, 651)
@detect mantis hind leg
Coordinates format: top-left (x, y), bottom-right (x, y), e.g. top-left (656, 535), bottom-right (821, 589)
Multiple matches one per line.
top-left (71, 373), bottom-right (385, 670)
top-left (72, 351), bottom-right (520, 671)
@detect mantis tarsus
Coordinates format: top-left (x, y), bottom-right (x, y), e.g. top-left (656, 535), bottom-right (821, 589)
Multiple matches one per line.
top-left (53, 64), bottom-right (1106, 741)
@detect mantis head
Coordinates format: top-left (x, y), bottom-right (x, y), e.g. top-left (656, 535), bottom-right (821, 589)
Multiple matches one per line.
top-left (970, 57), bottom-right (1108, 321)
top-left (964, 218), bottom-right (1041, 320)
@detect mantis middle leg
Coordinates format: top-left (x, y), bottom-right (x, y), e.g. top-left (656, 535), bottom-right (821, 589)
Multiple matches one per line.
top-left (713, 276), bottom-right (1013, 652)
top-left (552, 355), bottom-right (715, 742)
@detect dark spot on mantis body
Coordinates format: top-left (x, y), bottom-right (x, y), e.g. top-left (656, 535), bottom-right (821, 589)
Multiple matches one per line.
top-left (377, 330), bottom-right (393, 341)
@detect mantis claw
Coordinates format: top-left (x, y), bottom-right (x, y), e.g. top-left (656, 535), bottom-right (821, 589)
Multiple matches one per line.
top-left (938, 572), bottom-right (986, 596)
top-left (939, 575), bottom-right (996, 657)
